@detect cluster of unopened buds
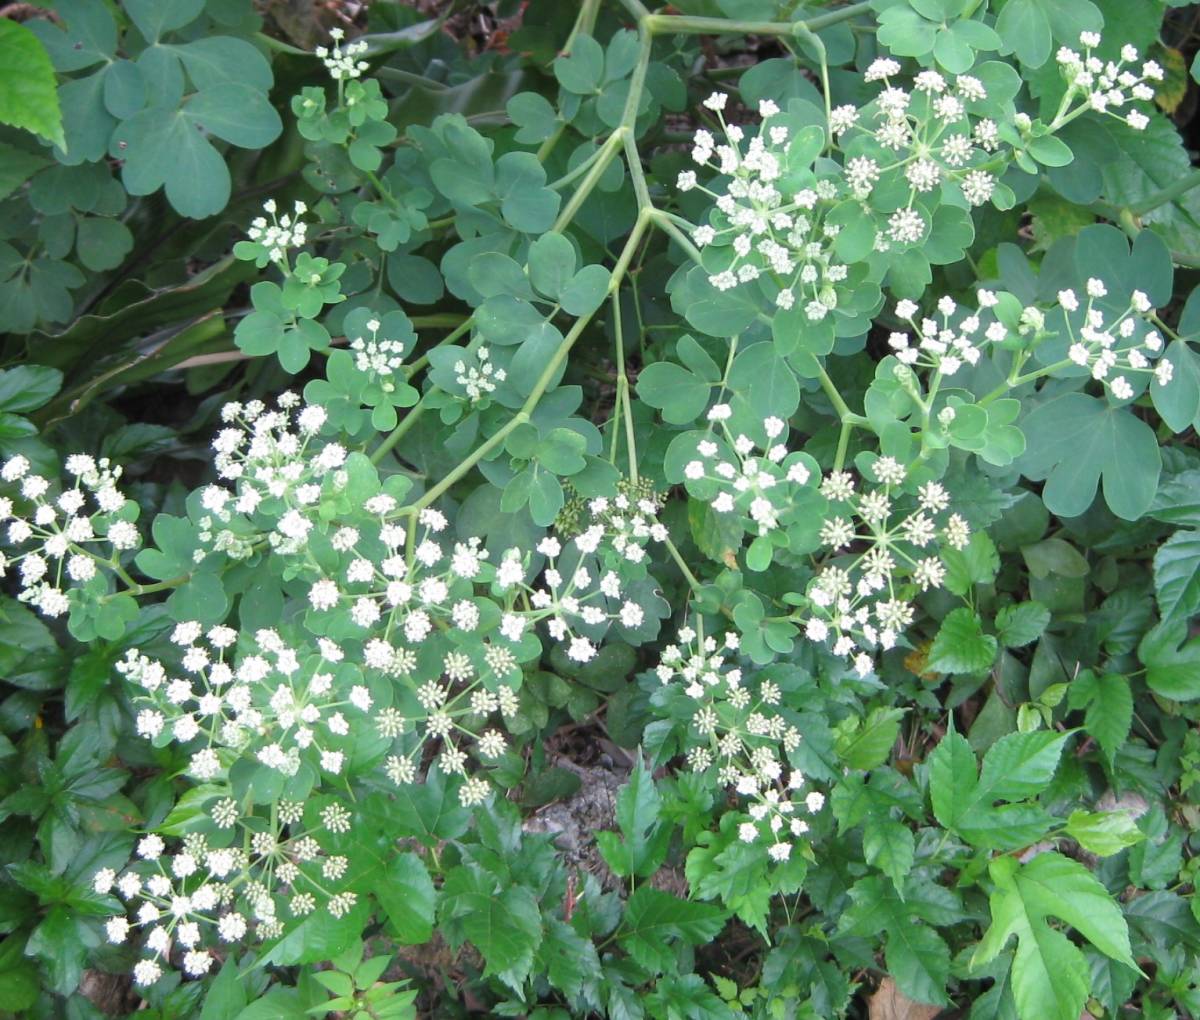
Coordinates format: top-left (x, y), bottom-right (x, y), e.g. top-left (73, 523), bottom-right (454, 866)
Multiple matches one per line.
top-left (1056, 282), bottom-right (1173, 399)
top-left (655, 622), bottom-right (824, 864)
top-left (804, 466), bottom-right (967, 676)
top-left (245, 199), bottom-right (309, 265)
top-left (0, 454), bottom-right (139, 618)
top-left (94, 799), bottom-right (356, 986)
top-left (1056, 34), bottom-right (1162, 132)
top-left (316, 27), bottom-right (369, 81)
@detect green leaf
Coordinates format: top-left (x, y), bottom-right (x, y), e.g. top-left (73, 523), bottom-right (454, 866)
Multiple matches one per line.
top-left (527, 232), bottom-right (576, 300)
top-left (835, 706), bottom-right (904, 770)
top-left (1064, 810), bottom-right (1144, 857)
top-left (973, 853), bottom-right (1137, 1020)
top-left (841, 876), bottom-right (961, 1006)
top-left (453, 879), bottom-right (542, 982)
top-left (560, 264), bottom-right (611, 317)
top-left (0, 21), bottom-right (64, 149)
top-left (863, 815), bottom-right (915, 893)
top-left (927, 608), bottom-right (998, 674)
top-left (200, 958), bottom-right (248, 1020)
top-left (0, 365), bottom-right (62, 414)
top-left (1067, 671), bottom-right (1131, 765)
top-left (537, 918), bottom-right (602, 999)
top-left (0, 143), bottom-right (49, 200)
top-left (124, 0), bottom-right (204, 42)
top-left (170, 36), bottom-right (273, 92)
top-left (1139, 620), bottom-right (1200, 701)
top-left (507, 91), bottom-right (558, 143)
top-left (1017, 392), bottom-right (1160, 521)
top-left (929, 727), bottom-right (1067, 849)
top-left (995, 602), bottom-right (1050, 648)
top-left (620, 887), bottom-right (726, 974)
top-left (554, 34), bottom-right (604, 94)
top-left (598, 759), bottom-right (669, 879)
top-left (495, 151), bottom-right (559, 233)
top-left (1153, 530), bottom-right (1200, 626)
top-left (941, 532), bottom-right (999, 595)
top-left (375, 852), bottom-right (435, 944)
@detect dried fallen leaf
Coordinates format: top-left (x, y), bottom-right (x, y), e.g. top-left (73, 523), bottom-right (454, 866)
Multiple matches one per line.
top-left (868, 977), bottom-right (942, 1020)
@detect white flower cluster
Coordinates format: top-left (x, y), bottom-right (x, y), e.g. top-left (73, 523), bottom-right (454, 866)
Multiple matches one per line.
top-left (655, 622), bottom-right (824, 864)
top-left (888, 289), bottom-right (1008, 376)
top-left (678, 94), bottom-right (852, 320)
top-left (1056, 34), bottom-right (1162, 132)
top-left (454, 346), bottom-right (506, 403)
top-left (522, 531), bottom-right (655, 664)
top-left (200, 393), bottom-right (346, 558)
top-left (804, 466), bottom-right (967, 676)
top-left (94, 798), bottom-right (356, 986)
top-left (845, 60), bottom-right (1000, 231)
top-left (1057, 282), bottom-right (1173, 399)
top-left (120, 621), bottom-right (375, 781)
top-left (246, 199), bottom-right (309, 264)
top-left (316, 27), bottom-right (369, 81)
top-left (574, 490), bottom-right (668, 567)
top-left (350, 317), bottom-right (406, 380)
top-left (0, 454), bottom-right (139, 618)
top-left (682, 414), bottom-right (815, 537)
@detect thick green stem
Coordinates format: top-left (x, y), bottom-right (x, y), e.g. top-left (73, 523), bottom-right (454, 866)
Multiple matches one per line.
top-left (612, 290), bottom-right (639, 484)
top-left (1129, 168), bottom-right (1200, 216)
top-left (552, 128), bottom-right (627, 232)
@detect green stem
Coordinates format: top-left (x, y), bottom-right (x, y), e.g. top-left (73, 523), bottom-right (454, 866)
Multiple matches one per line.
top-left (411, 210), bottom-right (653, 512)
top-left (364, 168), bottom-right (401, 212)
top-left (663, 535), bottom-right (703, 594)
top-left (552, 128), bottom-right (627, 232)
top-left (649, 209), bottom-right (703, 264)
top-left (793, 23), bottom-right (832, 148)
top-left (406, 315), bottom-right (474, 378)
top-left (612, 291), bottom-right (639, 484)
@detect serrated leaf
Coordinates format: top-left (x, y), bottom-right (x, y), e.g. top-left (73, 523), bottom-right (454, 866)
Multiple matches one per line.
top-left (1153, 530), bottom-right (1200, 626)
top-left (929, 727), bottom-right (1066, 849)
top-left (0, 21), bottom-right (64, 149)
top-left (620, 887), bottom-right (725, 974)
top-left (375, 852), bottom-right (435, 944)
top-left (927, 608), bottom-right (998, 674)
top-left (1066, 670), bottom-right (1131, 765)
top-left (995, 602), bottom-right (1050, 648)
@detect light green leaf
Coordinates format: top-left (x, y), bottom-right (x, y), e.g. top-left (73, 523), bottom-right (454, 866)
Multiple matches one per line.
top-left (0, 21), bottom-right (64, 149)
top-left (1064, 810), bottom-right (1144, 857)
top-left (973, 853), bottom-right (1137, 1020)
